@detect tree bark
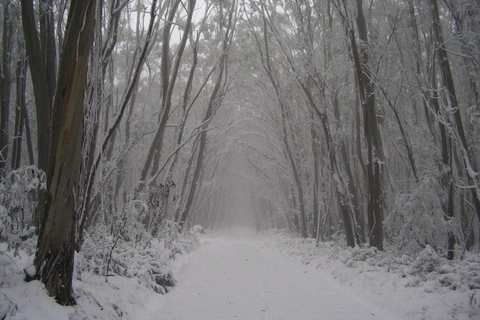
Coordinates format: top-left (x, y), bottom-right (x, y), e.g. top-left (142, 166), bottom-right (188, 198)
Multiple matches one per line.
top-left (430, 0), bottom-right (480, 258)
top-left (20, 0), bottom-right (55, 174)
top-left (346, 0), bottom-right (385, 250)
top-left (0, 3), bottom-right (13, 174)
top-left (11, 50), bottom-right (29, 169)
top-left (33, 0), bottom-right (96, 305)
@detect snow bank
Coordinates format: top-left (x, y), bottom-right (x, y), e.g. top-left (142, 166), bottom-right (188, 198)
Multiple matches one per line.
top-left (261, 229), bottom-right (480, 320)
top-left (0, 224), bottom-right (207, 320)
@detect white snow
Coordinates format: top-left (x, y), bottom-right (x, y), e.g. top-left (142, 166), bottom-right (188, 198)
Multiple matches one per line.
top-left (260, 229), bottom-right (480, 320)
top-left (1, 228), bottom-right (479, 319)
top-left (134, 229), bottom-right (399, 320)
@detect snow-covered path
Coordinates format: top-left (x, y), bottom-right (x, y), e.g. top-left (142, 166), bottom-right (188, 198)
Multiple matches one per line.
top-left (136, 232), bottom-right (400, 320)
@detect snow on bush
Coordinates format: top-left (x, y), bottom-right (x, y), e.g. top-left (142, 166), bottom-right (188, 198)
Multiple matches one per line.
top-left (261, 229), bottom-right (480, 320)
top-left (0, 166), bottom-right (45, 255)
top-left (71, 221), bottom-right (203, 319)
top-left (1, 204), bottom-right (204, 320)
top-left (383, 176), bottom-right (456, 254)
top-left (76, 220), bottom-right (200, 294)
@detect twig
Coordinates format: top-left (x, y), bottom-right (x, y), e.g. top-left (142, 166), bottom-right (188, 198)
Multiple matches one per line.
top-left (0, 251), bottom-right (21, 272)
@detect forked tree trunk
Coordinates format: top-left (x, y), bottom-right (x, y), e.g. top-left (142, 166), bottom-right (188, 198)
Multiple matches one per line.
top-left (33, 0), bottom-right (96, 305)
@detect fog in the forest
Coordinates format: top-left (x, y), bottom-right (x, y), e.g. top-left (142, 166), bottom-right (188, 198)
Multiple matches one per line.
top-left (1, 0), bottom-right (480, 312)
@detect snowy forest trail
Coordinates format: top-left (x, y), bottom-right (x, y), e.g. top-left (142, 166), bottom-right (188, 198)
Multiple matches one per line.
top-left (135, 231), bottom-right (400, 320)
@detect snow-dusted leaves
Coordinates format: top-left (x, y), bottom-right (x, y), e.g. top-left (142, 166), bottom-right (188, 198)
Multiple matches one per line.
top-left (0, 166), bottom-right (45, 256)
top-left (384, 176), bottom-right (456, 255)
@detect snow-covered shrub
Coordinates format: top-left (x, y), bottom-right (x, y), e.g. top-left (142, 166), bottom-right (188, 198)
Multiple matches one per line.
top-left (0, 293), bottom-right (22, 319)
top-left (190, 224), bottom-right (205, 235)
top-left (262, 229), bottom-right (480, 319)
top-left (75, 221), bottom-right (202, 295)
top-left (156, 220), bottom-right (181, 249)
top-left (409, 245), bottom-right (442, 276)
top-left (343, 246), bottom-right (380, 268)
top-left (0, 166), bottom-right (45, 255)
top-left (384, 176), bottom-right (456, 255)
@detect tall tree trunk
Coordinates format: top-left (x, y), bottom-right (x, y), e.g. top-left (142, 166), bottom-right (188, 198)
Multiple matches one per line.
top-left (140, 0), bottom-right (184, 183)
top-left (78, 0), bottom-right (159, 244)
top-left (346, 0), bottom-right (385, 250)
top-left (39, 0), bottom-right (57, 106)
top-left (33, 0), bottom-right (96, 305)
top-left (0, 3), bottom-right (13, 175)
top-left (20, 0), bottom-right (56, 173)
top-left (280, 101), bottom-right (308, 238)
top-left (430, 0), bottom-right (480, 258)
top-left (11, 51), bottom-right (29, 169)
top-left (310, 113), bottom-right (321, 241)
top-left (179, 60), bottom-right (226, 227)
top-left (20, 0), bottom-right (57, 234)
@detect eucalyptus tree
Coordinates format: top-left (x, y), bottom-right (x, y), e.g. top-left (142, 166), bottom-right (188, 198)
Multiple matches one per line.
top-left (0, 3), bottom-right (34, 172)
top-left (332, 0), bottom-right (386, 250)
top-left (28, 0), bottom-right (96, 305)
top-left (140, 0), bottom-right (196, 185)
top-left (20, 0), bottom-right (56, 177)
top-left (0, 2), bottom-right (13, 174)
top-left (428, 0), bottom-right (480, 258)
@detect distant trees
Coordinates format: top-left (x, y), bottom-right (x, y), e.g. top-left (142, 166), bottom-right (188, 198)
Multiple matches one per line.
top-left (225, 0), bottom-right (480, 258)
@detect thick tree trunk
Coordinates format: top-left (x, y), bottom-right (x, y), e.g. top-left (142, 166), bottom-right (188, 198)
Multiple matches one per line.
top-left (39, 0), bottom-right (57, 106)
top-left (20, 0), bottom-right (55, 174)
top-left (33, 0), bottom-right (96, 305)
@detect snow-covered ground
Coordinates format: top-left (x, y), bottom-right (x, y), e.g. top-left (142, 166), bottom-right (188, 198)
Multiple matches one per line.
top-left (260, 229), bottom-right (480, 320)
top-left (1, 227), bottom-right (479, 319)
top-left (134, 229), bottom-right (396, 319)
